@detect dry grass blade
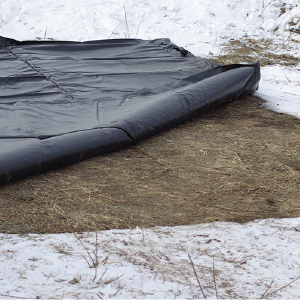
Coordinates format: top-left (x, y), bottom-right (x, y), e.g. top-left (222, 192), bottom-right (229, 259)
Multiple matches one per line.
top-left (188, 253), bottom-right (207, 299)
top-left (135, 11), bottom-right (146, 38)
top-left (44, 25), bottom-right (47, 39)
top-left (123, 4), bottom-right (130, 38)
top-left (108, 16), bottom-right (125, 39)
top-left (141, 227), bottom-right (145, 244)
top-left (212, 260), bottom-right (218, 299)
top-left (0, 294), bottom-right (31, 299)
top-left (159, 251), bottom-right (170, 261)
top-left (93, 232), bottom-right (99, 281)
top-left (104, 273), bottom-right (124, 285)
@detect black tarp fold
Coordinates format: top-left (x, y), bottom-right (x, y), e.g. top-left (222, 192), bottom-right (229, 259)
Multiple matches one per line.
top-left (0, 36), bottom-right (260, 184)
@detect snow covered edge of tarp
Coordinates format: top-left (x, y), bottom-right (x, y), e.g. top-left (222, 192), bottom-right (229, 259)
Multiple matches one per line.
top-left (0, 36), bottom-right (260, 185)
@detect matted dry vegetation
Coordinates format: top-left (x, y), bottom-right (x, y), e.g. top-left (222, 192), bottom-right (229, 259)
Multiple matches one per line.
top-left (210, 38), bottom-right (300, 67)
top-left (1, 95), bottom-right (300, 234)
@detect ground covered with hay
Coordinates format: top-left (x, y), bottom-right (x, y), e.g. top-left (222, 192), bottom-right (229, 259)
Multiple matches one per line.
top-left (1, 0), bottom-right (300, 236)
top-left (1, 95), bottom-right (300, 234)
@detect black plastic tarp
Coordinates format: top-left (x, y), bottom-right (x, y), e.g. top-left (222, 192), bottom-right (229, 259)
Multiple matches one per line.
top-left (0, 36), bottom-right (260, 184)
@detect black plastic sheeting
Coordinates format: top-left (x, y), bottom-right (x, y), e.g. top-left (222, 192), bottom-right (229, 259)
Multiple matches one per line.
top-left (0, 36), bottom-right (260, 185)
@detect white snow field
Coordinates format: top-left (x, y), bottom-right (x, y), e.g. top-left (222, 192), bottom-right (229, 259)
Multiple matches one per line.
top-left (0, 219), bottom-right (300, 299)
top-left (0, 0), bottom-right (300, 298)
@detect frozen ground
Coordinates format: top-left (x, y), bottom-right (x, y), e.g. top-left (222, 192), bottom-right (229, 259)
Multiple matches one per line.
top-left (0, 0), bottom-right (300, 298)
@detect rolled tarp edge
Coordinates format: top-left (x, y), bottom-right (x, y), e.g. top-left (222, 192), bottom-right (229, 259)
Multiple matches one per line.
top-left (0, 128), bottom-right (132, 185)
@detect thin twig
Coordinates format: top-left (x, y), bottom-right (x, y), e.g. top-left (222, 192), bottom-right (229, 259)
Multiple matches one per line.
top-left (159, 251), bottom-right (170, 261)
top-left (93, 262), bottom-right (97, 281)
top-left (73, 233), bottom-right (96, 267)
top-left (83, 255), bottom-right (93, 268)
top-left (97, 292), bottom-right (103, 299)
top-left (113, 287), bottom-right (123, 297)
top-left (212, 260), bottom-right (218, 299)
top-left (135, 11), bottom-right (146, 38)
top-left (260, 279), bottom-right (274, 299)
top-left (97, 268), bottom-right (108, 284)
top-left (101, 255), bottom-right (109, 265)
top-left (93, 232), bottom-right (98, 281)
top-left (261, 276), bottom-right (300, 299)
top-left (95, 232), bottom-right (98, 263)
top-left (188, 253), bottom-right (207, 299)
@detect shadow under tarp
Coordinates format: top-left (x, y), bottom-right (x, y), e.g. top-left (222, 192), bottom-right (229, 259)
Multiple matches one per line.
top-left (0, 36), bottom-right (260, 185)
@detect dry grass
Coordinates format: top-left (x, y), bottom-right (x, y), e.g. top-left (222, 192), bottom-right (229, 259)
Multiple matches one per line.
top-left (1, 95), bottom-right (300, 234)
top-left (210, 38), bottom-right (300, 67)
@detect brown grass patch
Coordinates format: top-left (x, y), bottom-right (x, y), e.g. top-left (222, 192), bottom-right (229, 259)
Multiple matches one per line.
top-left (210, 38), bottom-right (300, 67)
top-left (1, 95), bottom-right (300, 234)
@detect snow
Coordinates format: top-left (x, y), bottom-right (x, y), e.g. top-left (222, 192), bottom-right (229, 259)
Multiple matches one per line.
top-left (1, 0), bottom-right (300, 57)
top-left (255, 66), bottom-right (300, 118)
top-left (1, 219), bottom-right (300, 299)
top-left (0, 0), bottom-right (300, 298)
